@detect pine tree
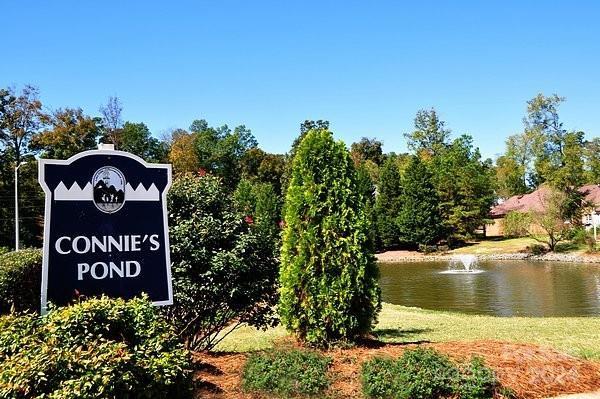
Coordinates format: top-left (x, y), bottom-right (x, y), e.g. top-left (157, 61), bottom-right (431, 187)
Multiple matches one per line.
top-left (374, 157), bottom-right (403, 249)
top-left (279, 129), bottom-right (381, 347)
top-left (397, 156), bottom-right (444, 247)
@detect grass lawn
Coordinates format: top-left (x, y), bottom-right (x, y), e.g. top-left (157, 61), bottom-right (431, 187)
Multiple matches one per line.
top-left (216, 303), bottom-right (600, 360)
top-left (450, 236), bottom-right (589, 255)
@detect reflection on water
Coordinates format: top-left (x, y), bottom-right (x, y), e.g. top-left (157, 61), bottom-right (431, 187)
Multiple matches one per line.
top-left (378, 261), bottom-right (600, 317)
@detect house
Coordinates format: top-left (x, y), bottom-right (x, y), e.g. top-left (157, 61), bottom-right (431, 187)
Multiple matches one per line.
top-left (486, 184), bottom-right (600, 237)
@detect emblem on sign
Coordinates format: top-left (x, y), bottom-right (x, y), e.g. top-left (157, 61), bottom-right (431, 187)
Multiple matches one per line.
top-left (38, 145), bottom-right (173, 312)
top-left (92, 166), bottom-right (126, 213)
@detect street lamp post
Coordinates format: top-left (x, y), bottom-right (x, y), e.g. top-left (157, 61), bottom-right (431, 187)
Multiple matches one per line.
top-left (14, 161), bottom-right (27, 251)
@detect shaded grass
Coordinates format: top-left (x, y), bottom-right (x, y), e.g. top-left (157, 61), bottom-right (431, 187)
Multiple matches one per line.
top-left (216, 303), bottom-right (600, 360)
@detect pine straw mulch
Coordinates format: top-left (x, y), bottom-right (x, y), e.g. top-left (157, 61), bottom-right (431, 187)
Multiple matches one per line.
top-left (194, 339), bottom-right (600, 399)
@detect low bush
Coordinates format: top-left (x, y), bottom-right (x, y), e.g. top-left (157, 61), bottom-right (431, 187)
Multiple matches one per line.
top-left (459, 357), bottom-right (501, 399)
top-left (242, 349), bottom-right (332, 397)
top-left (361, 348), bottom-right (500, 399)
top-left (0, 248), bottom-right (42, 314)
top-left (525, 244), bottom-right (547, 255)
top-left (0, 296), bottom-right (193, 399)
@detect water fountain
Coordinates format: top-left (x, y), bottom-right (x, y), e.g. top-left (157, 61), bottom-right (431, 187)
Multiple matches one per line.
top-left (439, 254), bottom-right (485, 274)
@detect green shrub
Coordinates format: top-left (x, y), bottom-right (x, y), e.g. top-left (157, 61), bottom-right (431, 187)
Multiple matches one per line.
top-left (362, 348), bottom-right (459, 399)
top-left (0, 296), bottom-right (192, 399)
top-left (459, 357), bottom-right (500, 399)
top-left (0, 248), bottom-right (42, 314)
top-left (166, 173), bottom-right (279, 350)
top-left (503, 211), bottom-right (531, 238)
top-left (526, 244), bottom-right (547, 255)
top-left (242, 349), bottom-right (331, 397)
top-left (279, 129), bottom-right (381, 347)
top-left (361, 348), bottom-right (500, 399)
top-left (0, 247), bottom-right (9, 256)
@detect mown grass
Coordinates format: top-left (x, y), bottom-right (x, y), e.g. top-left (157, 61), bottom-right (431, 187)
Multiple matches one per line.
top-left (450, 237), bottom-right (540, 255)
top-left (216, 303), bottom-right (600, 360)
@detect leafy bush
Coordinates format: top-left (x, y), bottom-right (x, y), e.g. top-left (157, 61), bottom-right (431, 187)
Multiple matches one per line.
top-left (166, 173), bottom-right (279, 350)
top-left (526, 244), bottom-right (547, 255)
top-left (503, 211), bottom-right (531, 238)
top-left (279, 129), bottom-right (381, 347)
top-left (459, 357), bottom-right (501, 399)
top-left (0, 296), bottom-right (192, 399)
top-left (242, 349), bottom-right (331, 397)
top-left (361, 348), bottom-right (500, 399)
top-left (0, 248), bottom-right (42, 314)
top-left (362, 348), bottom-right (459, 399)
top-left (0, 247), bottom-right (9, 256)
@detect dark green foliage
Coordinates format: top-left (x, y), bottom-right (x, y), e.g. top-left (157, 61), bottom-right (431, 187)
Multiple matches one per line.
top-left (397, 156), bottom-right (444, 247)
top-left (120, 121), bottom-right (169, 162)
top-left (375, 157), bottom-right (403, 249)
top-left (234, 178), bottom-right (282, 238)
top-left (0, 249), bottom-right (42, 314)
top-left (279, 129), bottom-right (381, 347)
top-left (242, 349), bottom-right (331, 397)
top-left (361, 348), bottom-right (499, 399)
top-left (430, 135), bottom-right (495, 240)
top-left (191, 119), bottom-right (258, 189)
top-left (166, 174), bottom-right (279, 350)
top-left (459, 357), bottom-right (501, 399)
top-left (0, 296), bottom-right (192, 399)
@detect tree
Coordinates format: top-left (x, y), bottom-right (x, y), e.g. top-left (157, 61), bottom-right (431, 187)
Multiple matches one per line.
top-left (0, 85), bottom-right (47, 165)
top-left (584, 137), bottom-right (600, 183)
top-left (29, 108), bottom-right (100, 159)
top-left (168, 130), bottom-right (199, 174)
top-left (120, 121), bottom-right (169, 162)
top-left (404, 108), bottom-right (450, 156)
top-left (191, 119), bottom-right (258, 188)
top-left (527, 188), bottom-right (570, 251)
top-left (279, 129), bottom-right (381, 347)
top-left (503, 130), bottom-right (544, 190)
top-left (397, 156), bottom-right (444, 247)
top-left (350, 137), bottom-right (383, 166)
top-left (495, 154), bottom-right (528, 198)
top-left (374, 156), bottom-right (403, 249)
top-left (99, 96), bottom-right (123, 147)
top-left (431, 135), bottom-right (495, 240)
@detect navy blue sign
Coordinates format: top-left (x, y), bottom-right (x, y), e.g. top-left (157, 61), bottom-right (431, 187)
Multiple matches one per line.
top-left (39, 148), bottom-right (173, 311)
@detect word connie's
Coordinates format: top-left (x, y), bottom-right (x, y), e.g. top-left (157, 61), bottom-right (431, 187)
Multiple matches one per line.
top-left (55, 234), bottom-right (160, 254)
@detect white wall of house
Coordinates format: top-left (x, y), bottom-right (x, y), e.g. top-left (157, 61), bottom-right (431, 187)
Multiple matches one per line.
top-left (582, 211), bottom-right (600, 230)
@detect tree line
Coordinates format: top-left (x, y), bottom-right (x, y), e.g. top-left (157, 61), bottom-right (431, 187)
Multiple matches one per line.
top-left (0, 85), bottom-right (596, 251)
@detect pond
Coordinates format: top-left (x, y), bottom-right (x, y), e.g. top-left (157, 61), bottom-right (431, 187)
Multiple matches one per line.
top-left (378, 260), bottom-right (600, 317)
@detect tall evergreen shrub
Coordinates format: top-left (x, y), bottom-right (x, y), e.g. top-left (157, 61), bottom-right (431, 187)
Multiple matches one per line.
top-left (397, 156), bottom-right (444, 247)
top-left (279, 129), bottom-right (381, 347)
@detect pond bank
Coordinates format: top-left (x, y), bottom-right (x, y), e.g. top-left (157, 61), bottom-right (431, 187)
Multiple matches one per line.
top-left (376, 250), bottom-right (600, 263)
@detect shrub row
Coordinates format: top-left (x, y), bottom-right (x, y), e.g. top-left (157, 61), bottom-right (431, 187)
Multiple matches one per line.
top-left (0, 248), bottom-right (42, 314)
top-left (242, 347), bottom-right (502, 399)
top-left (0, 296), bottom-right (193, 399)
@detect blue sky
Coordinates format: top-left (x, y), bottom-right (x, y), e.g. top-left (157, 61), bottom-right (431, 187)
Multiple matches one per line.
top-left (2, 1), bottom-right (599, 159)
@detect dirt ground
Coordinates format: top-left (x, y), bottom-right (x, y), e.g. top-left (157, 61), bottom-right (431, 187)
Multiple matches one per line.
top-left (194, 340), bottom-right (600, 399)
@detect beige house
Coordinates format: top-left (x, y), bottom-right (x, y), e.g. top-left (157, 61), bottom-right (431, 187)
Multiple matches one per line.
top-left (486, 184), bottom-right (600, 237)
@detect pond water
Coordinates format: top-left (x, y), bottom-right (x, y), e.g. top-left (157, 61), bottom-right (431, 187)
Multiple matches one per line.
top-left (378, 260), bottom-right (600, 317)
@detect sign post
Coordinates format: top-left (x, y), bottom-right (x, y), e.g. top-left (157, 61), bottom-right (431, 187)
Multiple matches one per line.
top-left (38, 145), bottom-right (173, 312)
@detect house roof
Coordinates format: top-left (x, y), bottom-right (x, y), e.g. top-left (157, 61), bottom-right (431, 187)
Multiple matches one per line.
top-left (491, 184), bottom-right (600, 218)
top-left (578, 184), bottom-right (600, 207)
top-left (490, 186), bottom-right (550, 217)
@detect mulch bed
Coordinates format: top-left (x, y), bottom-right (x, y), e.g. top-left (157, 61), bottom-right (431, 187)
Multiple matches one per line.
top-left (194, 340), bottom-right (600, 399)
